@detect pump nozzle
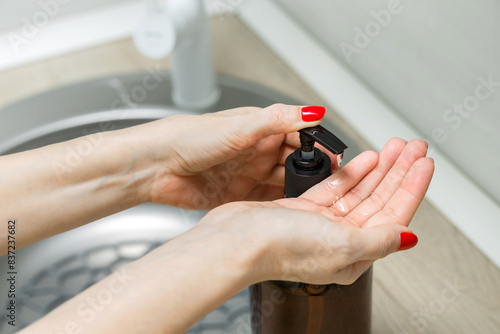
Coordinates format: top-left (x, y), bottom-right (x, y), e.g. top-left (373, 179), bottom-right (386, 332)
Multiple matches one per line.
top-left (299, 125), bottom-right (348, 155)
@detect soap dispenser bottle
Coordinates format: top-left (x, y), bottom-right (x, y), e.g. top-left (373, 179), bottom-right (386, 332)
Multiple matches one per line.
top-left (249, 125), bottom-right (372, 334)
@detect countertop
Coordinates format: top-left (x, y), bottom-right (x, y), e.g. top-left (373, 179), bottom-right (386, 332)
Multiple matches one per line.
top-left (0, 16), bottom-right (499, 334)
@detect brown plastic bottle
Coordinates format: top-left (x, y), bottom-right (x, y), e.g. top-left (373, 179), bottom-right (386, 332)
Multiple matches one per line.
top-left (249, 268), bottom-right (372, 333)
top-left (249, 125), bottom-right (372, 334)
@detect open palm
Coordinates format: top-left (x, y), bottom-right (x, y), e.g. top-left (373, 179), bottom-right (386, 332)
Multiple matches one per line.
top-left (264, 138), bottom-right (434, 283)
top-left (190, 137), bottom-right (433, 285)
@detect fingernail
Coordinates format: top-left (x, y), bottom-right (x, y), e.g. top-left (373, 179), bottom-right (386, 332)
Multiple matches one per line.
top-left (424, 141), bottom-right (429, 148)
top-left (301, 106), bottom-right (325, 122)
top-left (398, 232), bottom-right (418, 251)
top-left (428, 157), bottom-right (434, 163)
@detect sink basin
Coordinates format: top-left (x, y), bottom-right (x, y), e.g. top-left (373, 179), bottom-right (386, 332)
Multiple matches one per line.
top-left (0, 73), bottom-right (362, 333)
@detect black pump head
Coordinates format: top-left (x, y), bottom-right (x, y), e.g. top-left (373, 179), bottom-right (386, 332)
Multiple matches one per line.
top-left (299, 125), bottom-right (348, 155)
top-left (284, 125), bottom-right (348, 198)
top-left (293, 125), bottom-right (348, 170)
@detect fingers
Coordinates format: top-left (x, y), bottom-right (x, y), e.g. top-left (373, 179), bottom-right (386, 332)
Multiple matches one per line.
top-left (347, 139), bottom-right (428, 223)
top-left (299, 150), bottom-right (378, 206)
top-left (363, 157), bottom-right (434, 228)
top-left (264, 165), bottom-right (286, 185)
top-left (251, 104), bottom-right (326, 138)
top-left (284, 132), bottom-right (300, 147)
top-left (332, 138), bottom-right (406, 217)
top-left (277, 144), bottom-right (299, 165)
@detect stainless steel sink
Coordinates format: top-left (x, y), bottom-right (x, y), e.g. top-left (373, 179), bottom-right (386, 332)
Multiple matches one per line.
top-left (0, 73), bottom-right (361, 333)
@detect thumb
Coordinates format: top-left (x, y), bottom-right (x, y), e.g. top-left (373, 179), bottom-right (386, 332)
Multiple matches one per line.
top-left (359, 225), bottom-right (419, 260)
top-left (251, 104), bottom-right (326, 138)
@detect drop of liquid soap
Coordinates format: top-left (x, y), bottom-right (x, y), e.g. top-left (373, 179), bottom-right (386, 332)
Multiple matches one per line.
top-left (332, 195), bottom-right (340, 205)
top-left (337, 152), bottom-right (344, 167)
top-left (336, 199), bottom-right (347, 213)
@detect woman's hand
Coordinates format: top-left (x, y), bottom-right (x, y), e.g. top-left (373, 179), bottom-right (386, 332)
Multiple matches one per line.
top-left (134, 104), bottom-right (333, 209)
top-left (199, 138), bottom-right (433, 285)
top-left (0, 103), bottom-right (330, 252)
top-left (21, 138), bottom-right (433, 334)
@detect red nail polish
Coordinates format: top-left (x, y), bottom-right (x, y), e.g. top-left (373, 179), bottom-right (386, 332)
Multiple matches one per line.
top-left (398, 232), bottom-right (418, 251)
top-left (301, 106), bottom-right (325, 122)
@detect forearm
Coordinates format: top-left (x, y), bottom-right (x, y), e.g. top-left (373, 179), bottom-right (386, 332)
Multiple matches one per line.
top-left (20, 220), bottom-right (265, 333)
top-left (0, 127), bottom-right (154, 253)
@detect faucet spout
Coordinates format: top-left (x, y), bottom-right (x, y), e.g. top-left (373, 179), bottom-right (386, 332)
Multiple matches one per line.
top-left (134, 0), bottom-right (220, 110)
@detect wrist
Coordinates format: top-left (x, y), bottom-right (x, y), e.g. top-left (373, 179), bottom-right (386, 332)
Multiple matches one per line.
top-left (89, 128), bottom-right (157, 206)
top-left (199, 204), bottom-right (277, 284)
top-left (238, 222), bottom-right (272, 285)
top-left (205, 221), bottom-right (267, 287)
top-left (117, 117), bottom-right (186, 206)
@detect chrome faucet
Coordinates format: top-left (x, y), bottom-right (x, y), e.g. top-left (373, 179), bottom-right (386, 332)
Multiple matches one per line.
top-left (133, 0), bottom-right (220, 109)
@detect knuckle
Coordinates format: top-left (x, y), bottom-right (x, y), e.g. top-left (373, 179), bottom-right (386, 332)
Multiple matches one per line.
top-left (269, 103), bottom-right (287, 111)
top-left (377, 232), bottom-right (393, 259)
top-left (266, 104), bottom-right (289, 130)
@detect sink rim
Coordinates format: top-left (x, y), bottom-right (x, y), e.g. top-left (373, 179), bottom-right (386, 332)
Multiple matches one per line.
top-left (0, 72), bottom-right (301, 154)
top-left (0, 108), bottom-right (197, 154)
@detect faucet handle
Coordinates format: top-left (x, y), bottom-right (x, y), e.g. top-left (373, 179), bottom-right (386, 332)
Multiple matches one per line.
top-left (133, 0), bottom-right (176, 59)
